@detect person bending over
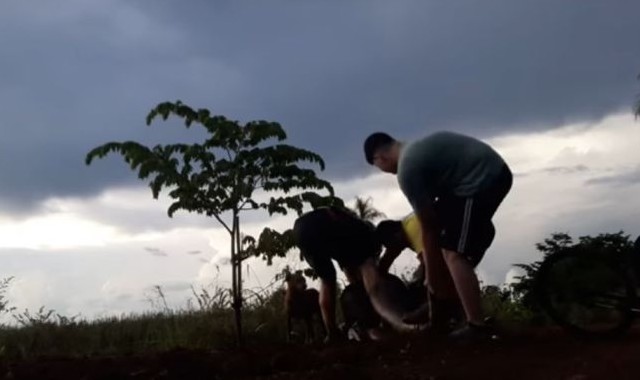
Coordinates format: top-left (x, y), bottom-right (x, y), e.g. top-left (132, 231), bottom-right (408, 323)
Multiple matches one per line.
top-left (293, 205), bottom-right (419, 341)
top-left (364, 131), bottom-right (512, 341)
top-left (377, 214), bottom-right (465, 332)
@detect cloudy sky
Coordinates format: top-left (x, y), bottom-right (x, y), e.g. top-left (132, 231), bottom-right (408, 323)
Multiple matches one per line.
top-left (1, 1), bottom-right (640, 322)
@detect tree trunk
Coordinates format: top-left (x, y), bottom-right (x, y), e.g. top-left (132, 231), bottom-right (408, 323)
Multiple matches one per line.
top-left (232, 213), bottom-right (243, 346)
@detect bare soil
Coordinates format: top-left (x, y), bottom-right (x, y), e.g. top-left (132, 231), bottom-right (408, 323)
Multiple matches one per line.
top-left (3, 328), bottom-right (640, 380)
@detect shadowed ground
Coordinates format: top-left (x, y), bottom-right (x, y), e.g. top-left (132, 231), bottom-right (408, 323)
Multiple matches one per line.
top-left (4, 327), bottom-right (640, 380)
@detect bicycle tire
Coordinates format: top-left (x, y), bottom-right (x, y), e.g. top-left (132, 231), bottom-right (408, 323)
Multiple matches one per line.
top-left (535, 249), bottom-right (636, 339)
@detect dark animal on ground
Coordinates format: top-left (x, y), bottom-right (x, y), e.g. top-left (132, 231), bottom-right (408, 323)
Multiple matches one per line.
top-left (284, 271), bottom-right (324, 342)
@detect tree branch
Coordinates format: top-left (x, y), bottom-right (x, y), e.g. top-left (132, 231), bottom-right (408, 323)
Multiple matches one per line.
top-left (212, 213), bottom-right (232, 234)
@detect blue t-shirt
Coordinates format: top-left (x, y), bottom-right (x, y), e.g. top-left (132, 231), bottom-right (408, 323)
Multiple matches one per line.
top-left (397, 131), bottom-right (506, 210)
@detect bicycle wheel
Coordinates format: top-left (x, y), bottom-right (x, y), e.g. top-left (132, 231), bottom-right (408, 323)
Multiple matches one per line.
top-left (535, 249), bottom-right (636, 338)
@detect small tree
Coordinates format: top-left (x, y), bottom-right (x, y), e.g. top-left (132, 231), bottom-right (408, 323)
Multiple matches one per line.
top-left (86, 100), bottom-right (342, 344)
top-left (351, 196), bottom-right (386, 222)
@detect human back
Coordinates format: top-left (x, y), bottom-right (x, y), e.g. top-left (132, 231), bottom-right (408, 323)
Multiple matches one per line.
top-left (398, 131), bottom-right (506, 198)
top-left (292, 205), bottom-right (380, 281)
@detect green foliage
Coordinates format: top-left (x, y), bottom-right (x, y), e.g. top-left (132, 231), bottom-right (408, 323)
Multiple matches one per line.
top-left (534, 232), bottom-right (574, 256)
top-left (0, 286), bottom-right (292, 359)
top-left (574, 231), bottom-right (634, 254)
top-left (510, 232), bottom-right (573, 309)
top-left (0, 277), bottom-right (15, 318)
top-left (274, 265), bottom-right (317, 282)
top-left (244, 228), bottom-right (296, 265)
top-left (144, 285), bottom-right (172, 314)
top-left (351, 196), bottom-right (386, 222)
top-left (12, 306), bottom-right (80, 327)
top-left (85, 100), bottom-right (340, 222)
top-left (188, 285), bottom-right (232, 312)
top-left (0, 309), bottom-right (276, 359)
top-left (481, 285), bottom-right (536, 331)
top-left (511, 231), bottom-right (634, 312)
top-left (86, 100), bottom-right (343, 343)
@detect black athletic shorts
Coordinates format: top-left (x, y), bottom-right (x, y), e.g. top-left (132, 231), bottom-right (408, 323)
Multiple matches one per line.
top-left (292, 207), bottom-right (380, 281)
top-left (435, 164), bottom-right (513, 266)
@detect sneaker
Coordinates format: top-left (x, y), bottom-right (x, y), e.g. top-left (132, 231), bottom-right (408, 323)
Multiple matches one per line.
top-left (448, 323), bottom-right (499, 343)
top-left (347, 323), bottom-right (366, 342)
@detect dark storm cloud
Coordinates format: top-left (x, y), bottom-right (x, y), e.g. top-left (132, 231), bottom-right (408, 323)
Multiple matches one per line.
top-left (1, 0), bottom-right (640, 212)
top-left (542, 165), bottom-right (590, 175)
top-left (144, 247), bottom-right (168, 257)
top-left (115, 293), bottom-right (133, 302)
top-left (585, 167), bottom-right (640, 186)
top-left (517, 164), bottom-right (591, 178)
top-left (155, 281), bottom-right (192, 293)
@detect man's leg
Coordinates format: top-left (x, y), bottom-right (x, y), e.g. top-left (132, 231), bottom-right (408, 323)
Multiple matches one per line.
top-left (442, 250), bottom-right (483, 325)
top-left (293, 210), bottom-right (343, 341)
top-left (319, 278), bottom-right (340, 337)
top-left (444, 166), bottom-right (511, 328)
top-left (420, 196), bottom-right (490, 331)
top-left (440, 167), bottom-right (512, 340)
top-left (423, 246), bottom-right (457, 299)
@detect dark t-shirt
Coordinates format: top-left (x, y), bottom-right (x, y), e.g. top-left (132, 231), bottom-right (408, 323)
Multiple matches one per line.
top-left (398, 131), bottom-right (506, 211)
top-left (292, 206), bottom-right (380, 281)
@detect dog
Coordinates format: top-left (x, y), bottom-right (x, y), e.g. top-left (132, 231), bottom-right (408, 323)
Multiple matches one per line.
top-left (284, 271), bottom-right (324, 343)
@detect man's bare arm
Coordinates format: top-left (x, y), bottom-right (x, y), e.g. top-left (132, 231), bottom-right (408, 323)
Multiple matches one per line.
top-left (413, 197), bottom-right (458, 299)
top-left (319, 278), bottom-right (339, 337)
top-left (413, 198), bottom-right (439, 264)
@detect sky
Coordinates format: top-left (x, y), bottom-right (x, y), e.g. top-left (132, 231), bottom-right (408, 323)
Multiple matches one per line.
top-left (1, 1), bottom-right (640, 322)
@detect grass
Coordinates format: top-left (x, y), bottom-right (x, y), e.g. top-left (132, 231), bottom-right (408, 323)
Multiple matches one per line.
top-left (0, 277), bottom-right (545, 361)
top-left (0, 286), bottom-right (291, 360)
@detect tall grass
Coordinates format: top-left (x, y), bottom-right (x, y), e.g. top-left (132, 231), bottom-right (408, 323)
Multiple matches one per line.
top-left (0, 283), bottom-right (291, 360)
top-left (0, 276), bottom-right (545, 360)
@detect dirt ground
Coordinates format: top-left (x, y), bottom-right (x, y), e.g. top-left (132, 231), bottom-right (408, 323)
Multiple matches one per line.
top-left (3, 328), bottom-right (640, 380)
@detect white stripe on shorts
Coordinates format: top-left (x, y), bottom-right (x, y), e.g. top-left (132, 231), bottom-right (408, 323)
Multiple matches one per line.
top-left (458, 198), bottom-right (474, 253)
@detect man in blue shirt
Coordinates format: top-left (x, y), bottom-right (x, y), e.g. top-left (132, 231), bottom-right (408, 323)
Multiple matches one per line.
top-left (364, 131), bottom-right (512, 340)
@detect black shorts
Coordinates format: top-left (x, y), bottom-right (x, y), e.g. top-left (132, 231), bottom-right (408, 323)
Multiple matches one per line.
top-left (435, 165), bottom-right (513, 266)
top-left (292, 207), bottom-right (380, 281)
